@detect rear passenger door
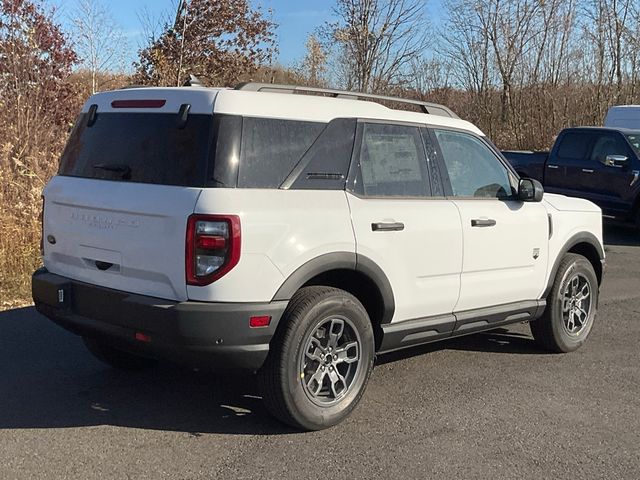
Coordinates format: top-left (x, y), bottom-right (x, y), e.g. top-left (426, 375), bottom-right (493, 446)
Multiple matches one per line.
top-left (431, 128), bottom-right (549, 314)
top-left (346, 121), bottom-right (463, 328)
top-left (547, 130), bottom-right (595, 196)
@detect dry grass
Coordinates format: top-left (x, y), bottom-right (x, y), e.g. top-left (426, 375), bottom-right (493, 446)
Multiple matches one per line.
top-left (0, 130), bottom-right (56, 311)
top-left (0, 220), bottom-right (41, 310)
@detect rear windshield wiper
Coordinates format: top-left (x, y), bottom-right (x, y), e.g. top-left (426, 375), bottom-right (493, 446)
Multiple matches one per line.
top-left (93, 163), bottom-right (132, 180)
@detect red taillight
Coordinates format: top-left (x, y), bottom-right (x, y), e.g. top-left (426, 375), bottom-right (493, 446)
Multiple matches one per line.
top-left (111, 99), bottom-right (166, 108)
top-left (186, 214), bottom-right (241, 286)
top-left (135, 332), bottom-right (151, 343)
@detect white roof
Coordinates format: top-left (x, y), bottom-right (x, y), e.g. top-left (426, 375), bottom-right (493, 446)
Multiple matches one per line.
top-left (83, 86), bottom-right (483, 136)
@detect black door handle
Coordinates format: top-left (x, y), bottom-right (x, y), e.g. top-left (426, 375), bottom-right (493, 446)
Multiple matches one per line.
top-left (471, 219), bottom-right (496, 227)
top-left (372, 222), bottom-right (405, 232)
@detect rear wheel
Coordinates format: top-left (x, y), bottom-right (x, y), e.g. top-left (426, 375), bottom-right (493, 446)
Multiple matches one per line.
top-left (83, 337), bottom-right (158, 370)
top-left (530, 253), bottom-right (598, 352)
top-left (259, 286), bottom-right (375, 431)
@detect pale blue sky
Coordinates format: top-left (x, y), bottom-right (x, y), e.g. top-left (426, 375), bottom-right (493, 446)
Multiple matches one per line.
top-left (46, 0), bottom-right (443, 68)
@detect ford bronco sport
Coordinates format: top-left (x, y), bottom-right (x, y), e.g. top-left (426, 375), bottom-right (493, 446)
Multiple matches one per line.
top-left (32, 83), bottom-right (605, 430)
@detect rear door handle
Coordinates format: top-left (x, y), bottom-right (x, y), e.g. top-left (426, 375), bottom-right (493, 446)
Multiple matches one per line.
top-left (582, 168), bottom-right (594, 173)
top-left (371, 222), bottom-right (404, 232)
top-left (471, 219), bottom-right (497, 227)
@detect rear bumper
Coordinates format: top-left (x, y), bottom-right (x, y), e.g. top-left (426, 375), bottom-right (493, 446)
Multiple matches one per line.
top-left (32, 268), bottom-right (287, 371)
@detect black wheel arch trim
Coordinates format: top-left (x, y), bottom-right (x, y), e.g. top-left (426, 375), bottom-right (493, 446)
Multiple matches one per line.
top-left (271, 252), bottom-right (396, 324)
top-left (543, 231), bottom-right (605, 299)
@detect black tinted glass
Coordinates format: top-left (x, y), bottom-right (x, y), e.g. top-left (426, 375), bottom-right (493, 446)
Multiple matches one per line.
top-left (358, 123), bottom-right (430, 197)
top-left (59, 112), bottom-right (213, 187)
top-left (626, 134), bottom-right (640, 155)
top-left (590, 134), bottom-right (629, 163)
top-left (557, 132), bottom-right (592, 159)
top-left (238, 118), bottom-right (325, 188)
top-left (287, 118), bottom-right (356, 190)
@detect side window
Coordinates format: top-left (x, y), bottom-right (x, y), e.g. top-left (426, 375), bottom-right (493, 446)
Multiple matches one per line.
top-left (590, 134), bottom-right (629, 163)
top-left (358, 123), bottom-right (430, 197)
top-left (238, 118), bottom-right (325, 188)
top-left (625, 133), bottom-right (640, 155)
top-left (556, 132), bottom-right (592, 160)
top-left (287, 118), bottom-right (356, 190)
top-left (434, 129), bottom-right (514, 199)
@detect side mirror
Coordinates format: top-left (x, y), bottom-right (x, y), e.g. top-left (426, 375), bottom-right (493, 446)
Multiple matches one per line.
top-left (602, 154), bottom-right (628, 168)
top-left (518, 178), bottom-right (544, 202)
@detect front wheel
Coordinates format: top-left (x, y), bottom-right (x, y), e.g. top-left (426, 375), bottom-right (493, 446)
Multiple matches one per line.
top-left (530, 253), bottom-right (599, 352)
top-left (259, 286), bottom-right (375, 430)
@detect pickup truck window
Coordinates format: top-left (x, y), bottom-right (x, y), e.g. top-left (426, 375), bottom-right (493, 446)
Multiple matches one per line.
top-left (557, 132), bottom-right (592, 159)
top-left (625, 134), bottom-right (640, 155)
top-left (590, 134), bottom-right (629, 163)
top-left (434, 129), bottom-right (513, 199)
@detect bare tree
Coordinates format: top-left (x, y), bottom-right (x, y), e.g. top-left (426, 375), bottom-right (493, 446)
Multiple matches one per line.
top-left (71, 0), bottom-right (127, 93)
top-left (298, 34), bottom-right (327, 86)
top-left (582, 0), bottom-right (639, 108)
top-left (324, 0), bottom-right (431, 93)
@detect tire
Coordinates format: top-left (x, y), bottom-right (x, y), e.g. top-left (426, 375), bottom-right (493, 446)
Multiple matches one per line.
top-left (258, 286), bottom-right (375, 431)
top-left (83, 337), bottom-right (158, 370)
top-left (530, 253), bottom-right (599, 353)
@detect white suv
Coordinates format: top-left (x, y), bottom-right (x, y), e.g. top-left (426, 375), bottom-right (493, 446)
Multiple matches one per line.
top-left (32, 83), bottom-right (605, 430)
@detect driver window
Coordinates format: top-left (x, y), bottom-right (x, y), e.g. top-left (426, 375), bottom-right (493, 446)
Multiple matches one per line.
top-left (590, 134), bottom-right (628, 164)
top-left (434, 129), bottom-right (515, 199)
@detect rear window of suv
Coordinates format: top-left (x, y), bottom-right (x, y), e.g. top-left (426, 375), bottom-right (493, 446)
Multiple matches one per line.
top-left (59, 112), bottom-right (214, 187)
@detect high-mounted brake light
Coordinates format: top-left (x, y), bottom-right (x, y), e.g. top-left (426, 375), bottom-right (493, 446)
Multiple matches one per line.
top-left (186, 214), bottom-right (241, 286)
top-left (111, 99), bottom-right (166, 109)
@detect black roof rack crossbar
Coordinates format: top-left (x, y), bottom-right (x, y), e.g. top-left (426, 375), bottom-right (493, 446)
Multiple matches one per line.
top-left (235, 82), bottom-right (459, 119)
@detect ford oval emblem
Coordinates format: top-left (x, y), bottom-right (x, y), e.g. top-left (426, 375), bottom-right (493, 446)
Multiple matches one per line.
top-left (47, 235), bottom-right (56, 245)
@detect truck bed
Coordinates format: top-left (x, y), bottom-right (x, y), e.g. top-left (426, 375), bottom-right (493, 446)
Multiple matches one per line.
top-left (502, 150), bottom-right (549, 182)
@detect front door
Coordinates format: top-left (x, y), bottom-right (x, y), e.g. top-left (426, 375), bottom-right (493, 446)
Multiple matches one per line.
top-left (579, 131), bottom-right (638, 218)
top-left (431, 128), bottom-right (550, 314)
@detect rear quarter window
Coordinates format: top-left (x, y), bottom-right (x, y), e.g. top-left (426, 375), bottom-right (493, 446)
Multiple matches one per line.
top-left (238, 118), bottom-right (325, 188)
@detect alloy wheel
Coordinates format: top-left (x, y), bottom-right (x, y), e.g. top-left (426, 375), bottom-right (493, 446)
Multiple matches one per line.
top-left (299, 316), bottom-right (362, 407)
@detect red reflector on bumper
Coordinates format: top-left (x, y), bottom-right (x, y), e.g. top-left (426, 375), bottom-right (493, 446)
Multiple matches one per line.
top-left (249, 316), bottom-right (271, 328)
top-left (135, 332), bottom-right (152, 342)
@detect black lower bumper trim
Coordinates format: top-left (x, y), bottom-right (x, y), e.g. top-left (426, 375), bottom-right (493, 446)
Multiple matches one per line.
top-left (32, 269), bottom-right (287, 371)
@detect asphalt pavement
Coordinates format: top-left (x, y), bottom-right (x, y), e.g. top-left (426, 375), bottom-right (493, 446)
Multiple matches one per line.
top-left (1, 226), bottom-right (639, 479)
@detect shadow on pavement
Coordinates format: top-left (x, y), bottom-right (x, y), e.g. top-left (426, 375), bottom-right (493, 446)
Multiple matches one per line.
top-left (2, 307), bottom-right (546, 435)
top-left (0, 307), bottom-right (294, 435)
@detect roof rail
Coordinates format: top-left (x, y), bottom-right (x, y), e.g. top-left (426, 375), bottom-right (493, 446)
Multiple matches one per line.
top-left (235, 82), bottom-right (459, 119)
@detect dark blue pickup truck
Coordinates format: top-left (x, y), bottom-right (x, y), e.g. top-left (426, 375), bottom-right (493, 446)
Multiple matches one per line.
top-left (504, 127), bottom-right (640, 228)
